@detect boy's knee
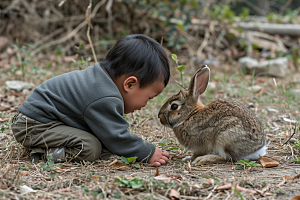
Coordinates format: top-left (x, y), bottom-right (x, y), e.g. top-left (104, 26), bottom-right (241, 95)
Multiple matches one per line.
top-left (80, 137), bottom-right (102, 162)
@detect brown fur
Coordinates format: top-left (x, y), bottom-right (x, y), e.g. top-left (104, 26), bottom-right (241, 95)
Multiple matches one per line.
top-left (158, 66), bottom-right (266, 165)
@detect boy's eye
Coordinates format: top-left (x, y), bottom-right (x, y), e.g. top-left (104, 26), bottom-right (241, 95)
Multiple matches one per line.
top-left (171, 104), bottom-right (178, 110)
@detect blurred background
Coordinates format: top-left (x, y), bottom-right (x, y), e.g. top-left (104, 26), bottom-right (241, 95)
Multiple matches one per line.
top-left (1, 0), bottom-right (300, 84)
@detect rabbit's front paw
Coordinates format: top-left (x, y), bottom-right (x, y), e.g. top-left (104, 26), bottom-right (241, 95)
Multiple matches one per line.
top-left (192, 155), bottom-right (226, 165)
top-left (182, 156), bottom-right (192, 162)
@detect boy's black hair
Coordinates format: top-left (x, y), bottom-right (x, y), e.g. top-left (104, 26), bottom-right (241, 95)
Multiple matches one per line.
top-left (100, 34), bottom-right (170, 88)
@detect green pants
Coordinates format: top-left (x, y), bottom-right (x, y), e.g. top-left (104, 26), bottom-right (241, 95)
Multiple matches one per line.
top-left (11, 112), bottom-right (102, 162)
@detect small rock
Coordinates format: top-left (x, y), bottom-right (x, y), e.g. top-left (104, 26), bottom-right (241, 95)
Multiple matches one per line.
top-left (291, 89), bottom-right (300, 96)
top-left (288, 138), bottom-right (298, 144)
top-left (207, 82), bottom-right (217, 92)
top-left (5, 81), bottom-right (35, 92)
top-left (249, 85), bottom-right (262, 93)
top-left (267, 107), bottom-right (279, 113)
top-left (283, 118), bottom-right (298, 124)
top-left (239, 56), bottom-right (288, 78)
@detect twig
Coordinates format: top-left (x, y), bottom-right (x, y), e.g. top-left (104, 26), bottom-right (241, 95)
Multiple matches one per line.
top-left (283, 120), bottom-right (298, 145)
top-left (105, 0), bottom-right (113, 38)
top-left (196, 27), bottom-right (209, 59)
top-left (86, 0), bottom-right (98, 63)
top-left (280, 0), bottom-right (293, 15)
top-left (33, 0), bottom-right (107, 54)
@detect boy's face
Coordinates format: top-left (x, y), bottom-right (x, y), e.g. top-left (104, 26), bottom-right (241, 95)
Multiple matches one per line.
top-left (123, 80), bottom-right (165, 114)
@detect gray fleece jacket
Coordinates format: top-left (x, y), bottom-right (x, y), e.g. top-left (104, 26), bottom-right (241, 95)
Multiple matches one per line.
top-left (18, 63), bottom-right (156, 162)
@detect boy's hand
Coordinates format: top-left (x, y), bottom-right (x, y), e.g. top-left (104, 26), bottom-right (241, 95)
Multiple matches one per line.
top-left (148, 147), bottom-right (169, 167)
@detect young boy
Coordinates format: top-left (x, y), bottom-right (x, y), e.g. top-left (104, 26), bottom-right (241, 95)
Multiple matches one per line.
top-left (11, 34), bottom-right (170, 167)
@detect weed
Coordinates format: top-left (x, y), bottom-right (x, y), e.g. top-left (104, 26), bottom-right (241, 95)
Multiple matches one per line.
top-left (235, 159), bottom-right (261, 170)
top-left (40, 154), bottom-right (62, 178)
top-left (114, 175), bottom-right (144, 188)
top-left (120, 156), bottom-right (140, 168)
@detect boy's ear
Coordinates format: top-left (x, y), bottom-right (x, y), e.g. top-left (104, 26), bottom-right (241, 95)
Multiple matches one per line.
top-left (123, 76), bottom-right (139, 92)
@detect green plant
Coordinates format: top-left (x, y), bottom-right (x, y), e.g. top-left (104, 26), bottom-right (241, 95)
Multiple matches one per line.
top-left (72, 44), bottom-right (92, 70)
top-left (120, 156), bottom-right (140, 168)
top-left (171, 53), bottom-right (186, 86)
top-left (158, 139), bottom-right (167, 146)
top-left (114, 176), bottom-right (144, 188)
top-left (40, 154), bottom-right (62, 178)
top-left (235, 158), bottom-right (261, 169)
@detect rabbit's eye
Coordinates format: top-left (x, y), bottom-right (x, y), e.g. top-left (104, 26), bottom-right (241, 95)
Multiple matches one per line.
top-left (171, 104), bottom-right (178, 110)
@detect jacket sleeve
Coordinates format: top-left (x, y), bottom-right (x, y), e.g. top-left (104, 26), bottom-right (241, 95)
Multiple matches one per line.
top-left (83, 96), bottom-right (156, 163)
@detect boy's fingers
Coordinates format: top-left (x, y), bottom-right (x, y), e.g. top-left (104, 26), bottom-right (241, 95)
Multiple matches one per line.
top-left (158, 158), bottom-right (166, 165)
top-left (162, 151), bottom-right (170, 157)
top-left (153, 162), bottom-right (161, 167)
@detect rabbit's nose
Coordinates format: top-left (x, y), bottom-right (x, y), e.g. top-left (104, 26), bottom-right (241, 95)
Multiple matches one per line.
top-left (158, 113), bottom-right (168, 125)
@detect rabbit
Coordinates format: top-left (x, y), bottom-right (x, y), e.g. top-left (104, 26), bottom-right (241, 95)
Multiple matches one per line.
top-left (158, 65), bottom-right (267, 165)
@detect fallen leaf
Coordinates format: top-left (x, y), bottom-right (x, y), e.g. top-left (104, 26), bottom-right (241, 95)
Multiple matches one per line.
top-left (0, 184), bottom-right (7, 189)
top-left (124, 175), bottom-right (133, 180)
top-left (214, 183), bottom-right (232, 191)
top-left (154, 174), bottom-right (183, 182)
top-left (91, 176), bottom-right (99, 179)
top-left (262, 185), bottom-right (269, 192)
top-left (259, 157), bottom-right (279, 168)
top-left (169, 189), bottom-right (180, 200)
top-left (57, 176), bottom-right (63, 180)
top-left (255, 189), bottom-right (274, 196)
top-left (277, 178), bottom-right (286, 187)
top-left (283, 176), bottom-right (294, 180)
top-left (59, 188), bottom-right (72, 192)
top-left (291, 196), bottom-right (300, 200)
top-left (205, 178), bottom-right (215, 186)
top-left (236, 185), bottom-right (256, 195)
top-left (108, 159), bottom-right (118, 166)
top-left (190, 182), bottom-right (203, 189)
top-left (54, 166), bottom-right (78, 173)
top-left (20, 185), bottom-right (37, 195)
top-left (19, 171), bottom-right (29, 176)
top-left (112, 163), bottom-right (130, 170)
top-left (294, 174), bottom-right (300, 180)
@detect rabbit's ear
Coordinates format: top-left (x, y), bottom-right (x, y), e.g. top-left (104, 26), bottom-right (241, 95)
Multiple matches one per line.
top-left (188, 65), bottom-right (210, 98)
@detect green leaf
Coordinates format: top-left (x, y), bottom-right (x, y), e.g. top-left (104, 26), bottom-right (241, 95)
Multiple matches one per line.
top-left (158, 139), bottom-right (167, 146)
top-left (114, 178), bottom-right (121, 183)
top-left (114, 193), bottom-right (122, 199)
top-left (127, 157), bottom-right (137, 163)
top-left (48, 161), bottom-right (55, 166)
top-left (50, 171), bottom-right (56, 179)
top-left (121, 156), bottom-right (129, 165)
top-left (47, 154), bottom-right (53, 160)
top-left (45, 166), bottom-right (51, 171)
top-left (235, 165), bottom-right (244, 169)
top-left (40, 163), bottom-right (47, 168)
top-left (57, 164), bottom-right (62, 168)
top-left (132, 163), bottom-right (140, 168)
top-left (131, 182), bottom-right (143, 188)
top-left (171, 54), bottom-right (178, 61)
top-left (176, 65), bottom-right (186, 72)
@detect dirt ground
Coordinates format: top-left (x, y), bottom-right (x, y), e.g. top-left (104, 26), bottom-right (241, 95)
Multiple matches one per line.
top-left (0, 59), bottom-right (300, 200)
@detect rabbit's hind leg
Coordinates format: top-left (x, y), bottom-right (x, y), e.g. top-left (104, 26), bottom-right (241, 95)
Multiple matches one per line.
top-left (192, 154), bottom-right (226, 165)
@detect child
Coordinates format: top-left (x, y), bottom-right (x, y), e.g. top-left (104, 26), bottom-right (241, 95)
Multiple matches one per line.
top-left (11, 34), bottom-right (170, 167)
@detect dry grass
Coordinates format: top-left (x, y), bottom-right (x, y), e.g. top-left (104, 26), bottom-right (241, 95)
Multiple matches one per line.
top-left (0, 61), bottom-right (300, 200)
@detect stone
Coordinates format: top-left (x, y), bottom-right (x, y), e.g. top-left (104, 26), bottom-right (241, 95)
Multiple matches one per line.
top-left (291, 89), bottom-right (300, 96)
top-left (5, 81), bottom-right (35, 92)
top-left (239, 56), bottom-right (288, 78)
